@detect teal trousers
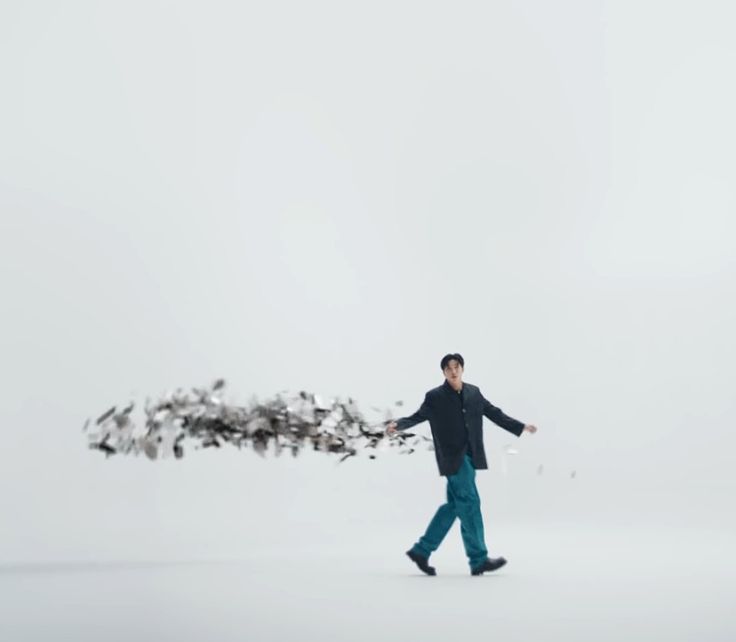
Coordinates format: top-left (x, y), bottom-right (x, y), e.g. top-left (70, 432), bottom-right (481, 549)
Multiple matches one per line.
top-left (409, 453), bottom-right (489, 569)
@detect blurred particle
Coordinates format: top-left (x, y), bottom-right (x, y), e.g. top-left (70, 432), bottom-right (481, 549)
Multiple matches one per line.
top-left (85, 379), bottom-right (433, 466)
top-left (96, 407), bottom-right (115, 425)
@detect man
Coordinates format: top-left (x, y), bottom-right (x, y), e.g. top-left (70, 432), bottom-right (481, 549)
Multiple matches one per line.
top-left (385, 352), bottom-right (538, 576)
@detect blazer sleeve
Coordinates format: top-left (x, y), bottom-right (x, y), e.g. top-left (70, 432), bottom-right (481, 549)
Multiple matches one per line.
top-left (395, 392), bottom-right (432, 431)
top-left (479, 390), bottom-right (525, 436)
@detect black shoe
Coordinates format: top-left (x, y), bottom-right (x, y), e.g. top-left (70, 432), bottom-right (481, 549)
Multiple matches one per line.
top-left (406, 549), bottom-right (436, 576)
top-left (470, 556), bottom-right (507, 575)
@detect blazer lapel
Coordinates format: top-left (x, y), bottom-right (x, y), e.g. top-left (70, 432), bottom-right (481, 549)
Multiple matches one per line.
top-left (442, 379), bottom-right (463, 400)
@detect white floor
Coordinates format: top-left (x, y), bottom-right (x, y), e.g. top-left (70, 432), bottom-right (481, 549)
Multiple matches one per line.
top-left (2, 523), bottom-right (733, 642)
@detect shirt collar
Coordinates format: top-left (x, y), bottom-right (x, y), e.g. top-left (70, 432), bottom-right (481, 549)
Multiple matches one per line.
top-left (443, 379), bottom-right (463, 394)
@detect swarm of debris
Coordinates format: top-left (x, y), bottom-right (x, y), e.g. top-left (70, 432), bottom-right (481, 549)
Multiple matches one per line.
top-left (84, 378), bottom-right (432, 463)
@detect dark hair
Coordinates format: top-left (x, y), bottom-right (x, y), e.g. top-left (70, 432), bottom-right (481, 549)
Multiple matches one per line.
top-left (440, 353), bottom-right (465, 371)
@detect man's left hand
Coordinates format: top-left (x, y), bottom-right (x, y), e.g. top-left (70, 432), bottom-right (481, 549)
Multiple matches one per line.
top-left (523, 424), bottom-right (538, 434)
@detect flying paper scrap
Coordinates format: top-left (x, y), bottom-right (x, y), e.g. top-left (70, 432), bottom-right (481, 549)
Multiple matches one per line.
top-left (84, 379), bottom-right (432, 463)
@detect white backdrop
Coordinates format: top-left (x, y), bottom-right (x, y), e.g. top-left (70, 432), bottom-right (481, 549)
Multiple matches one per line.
top-left (1, 1), bottom-right (734, 639)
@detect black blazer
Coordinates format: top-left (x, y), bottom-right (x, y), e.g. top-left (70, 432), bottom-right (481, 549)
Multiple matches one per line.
top-left (395, 380), bottom-right (525, 476)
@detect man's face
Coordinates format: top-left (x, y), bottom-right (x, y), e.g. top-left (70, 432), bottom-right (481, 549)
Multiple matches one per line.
top-left (443, 359), bottom-right (464, 384)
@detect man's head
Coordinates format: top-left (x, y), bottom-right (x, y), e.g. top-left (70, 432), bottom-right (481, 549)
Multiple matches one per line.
top-left (440, 352), bottom-right (464, 386)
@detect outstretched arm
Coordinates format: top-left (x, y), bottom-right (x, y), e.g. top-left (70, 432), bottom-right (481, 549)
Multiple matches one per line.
top-left (387, 393), bottom-right (431, 433)
top-left (480, 391), bottom-right (527, 436)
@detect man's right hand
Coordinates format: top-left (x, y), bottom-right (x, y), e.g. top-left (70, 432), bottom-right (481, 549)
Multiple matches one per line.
top-left (385, 421), bottom-right (398, 436)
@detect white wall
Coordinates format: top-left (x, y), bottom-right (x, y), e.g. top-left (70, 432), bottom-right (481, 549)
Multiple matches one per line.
top-left (1, 0), bottom-right (734, 564)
